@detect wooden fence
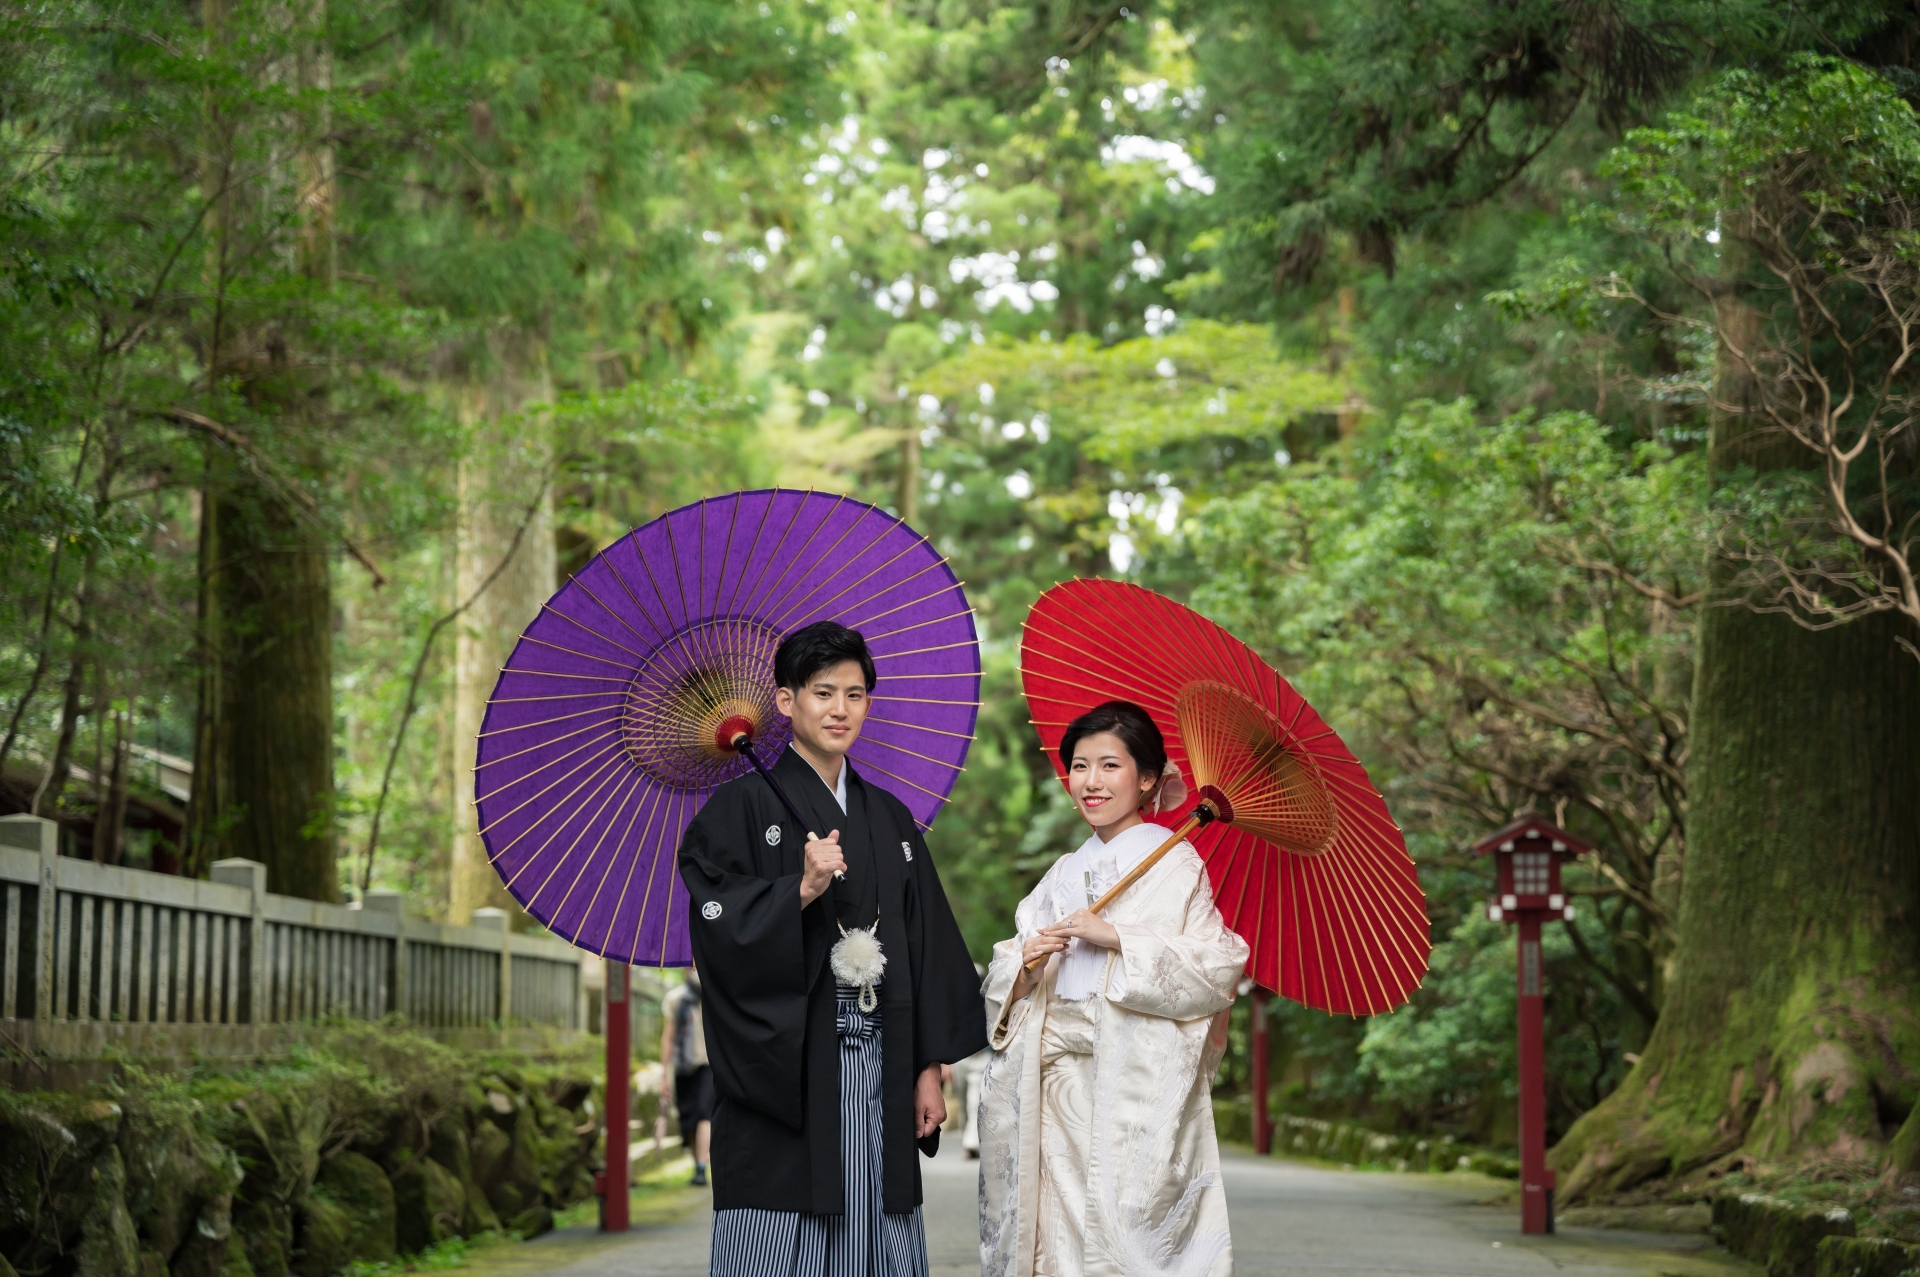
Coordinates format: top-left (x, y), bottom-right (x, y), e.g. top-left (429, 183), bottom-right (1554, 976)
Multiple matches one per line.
top-left (0, 815), bottom-right (595, 1061)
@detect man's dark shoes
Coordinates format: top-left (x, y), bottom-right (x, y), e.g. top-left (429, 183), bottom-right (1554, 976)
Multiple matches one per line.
top-left (691, 1165), bottom-right (708, 1187)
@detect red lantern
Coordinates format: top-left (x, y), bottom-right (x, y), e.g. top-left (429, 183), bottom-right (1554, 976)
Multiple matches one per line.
top-left (1472, 816), bottom-right (1591, 1236)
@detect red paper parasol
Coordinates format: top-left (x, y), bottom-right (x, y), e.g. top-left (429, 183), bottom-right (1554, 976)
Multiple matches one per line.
top-left (1020, 578), bottom-right (1429, 1015)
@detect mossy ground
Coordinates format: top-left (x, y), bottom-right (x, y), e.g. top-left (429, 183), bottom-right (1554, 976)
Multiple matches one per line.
top-left (1553, 1157), bottom-right (1920, 1250)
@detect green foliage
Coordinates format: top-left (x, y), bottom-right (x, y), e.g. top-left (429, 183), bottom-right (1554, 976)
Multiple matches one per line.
top-left (927, 643), bottom-right (1083, 962)
top-left (1603, 56), bottom-right (1920, 238)
top-left (1355, 909), bottom-right (1630, 1140)
top-left (1180, 403), bottom-right (1701, 1113)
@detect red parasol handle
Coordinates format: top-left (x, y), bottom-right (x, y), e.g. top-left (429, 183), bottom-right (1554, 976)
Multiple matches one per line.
top-left (1021, 788), bottom-right (1229, 973)
top-left (720, 720), bottom-right (844, 882)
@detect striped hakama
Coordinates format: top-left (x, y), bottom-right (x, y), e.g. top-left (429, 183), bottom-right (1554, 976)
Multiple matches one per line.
top-left (709, 984), bottom-right (929, 1277)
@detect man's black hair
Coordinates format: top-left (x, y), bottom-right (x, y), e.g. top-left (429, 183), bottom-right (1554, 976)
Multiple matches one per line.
top-left (1058, 700), bottom-right (1167, 782)
top-left (774, 620), bottom-right (877, 691)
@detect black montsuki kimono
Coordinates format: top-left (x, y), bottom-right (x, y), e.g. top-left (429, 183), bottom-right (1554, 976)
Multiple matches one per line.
top-left (678, 745), bottom-right (987, 1215)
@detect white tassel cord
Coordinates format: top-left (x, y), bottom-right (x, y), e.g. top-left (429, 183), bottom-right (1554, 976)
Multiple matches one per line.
top-left (831, 920), bottom-right (886, 1012)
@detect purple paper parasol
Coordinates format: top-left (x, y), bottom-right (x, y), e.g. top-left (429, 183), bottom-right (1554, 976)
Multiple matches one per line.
top-left (475, 489), bottom-right (981, 967)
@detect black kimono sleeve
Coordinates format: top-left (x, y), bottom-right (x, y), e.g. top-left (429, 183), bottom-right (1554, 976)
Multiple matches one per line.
top-left (904, 820), bottom-right (990, 1072)
top-left (677, 784), bottom-right (827, 1131)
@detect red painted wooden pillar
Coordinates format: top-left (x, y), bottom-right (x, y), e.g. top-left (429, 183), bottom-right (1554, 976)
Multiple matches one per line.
top-left (1251, 988), bottom-right (1272, 1155)
top-left (602, 959), bottom-right (631, 1232)
top-left (1516, 916), bottom-right (1553, 1234)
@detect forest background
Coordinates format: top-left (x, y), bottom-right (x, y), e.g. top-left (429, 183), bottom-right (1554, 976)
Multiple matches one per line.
top-left (4, 0), bottom-right (1918, 1205)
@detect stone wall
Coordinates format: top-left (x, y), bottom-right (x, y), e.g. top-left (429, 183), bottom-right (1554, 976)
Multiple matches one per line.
top-left (0, 1025), bottom-right (646, 1277)
top-left (1211, 1101), bottom-right (1522, 1178)
top-left (1713, 1192), bottom-right (1920, 1277)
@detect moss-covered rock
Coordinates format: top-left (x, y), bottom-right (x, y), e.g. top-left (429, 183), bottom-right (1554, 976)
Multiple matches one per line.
top-left (426, 1117), bottom-right (471, 1185)
top-left (506, 1205), bottom-right (553, 1240)
top-left (297, 1152), bottom-right (395, 1276)
top-left (126, 1109), bottom-right (241, 1268)
top-left (165, 1188), bottom-right (233, 1277)
top-left (468, 1119), bottom-right (512, 1201)
top-left (76, 1146), bottom-right (140, 1277)
top-left (390, 1157), bottom-right (463, 1253)
top-left (220, 1231), bottom-right (256, 1277)
top-left (0, 1095), bottom-right (129, 1276)
top-left (293, 1194), bottom-right (354, 1277)
top-left (231, 1202), bottom-right (293, 1277)
top-left (1715, 1191), bottom-right (1858, 1277)
top-left (475, 1102), bottom-right (544, 1223)
top-left (1814, 1236), bottom-right (1920, 1277)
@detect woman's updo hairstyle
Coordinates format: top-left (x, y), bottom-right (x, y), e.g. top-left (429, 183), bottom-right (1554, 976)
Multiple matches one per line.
top-left (1057, 700), bottom-right (1168, 783)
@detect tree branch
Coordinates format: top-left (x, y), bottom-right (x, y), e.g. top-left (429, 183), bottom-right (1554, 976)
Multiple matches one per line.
top-left (157, 406), bottom-right (388, 585)
top-left (358, 483), bottom-right (548, 893)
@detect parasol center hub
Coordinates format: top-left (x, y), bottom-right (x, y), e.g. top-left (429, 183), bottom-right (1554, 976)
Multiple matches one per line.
top-left (1193, 784), bottom-right (1235, 826)
top-left (620, 617), bottom-right (792, 789)
top-left (714, 714), bottom-right (757, 754)
top-left (1174, 680), bottom-right (1339, 856)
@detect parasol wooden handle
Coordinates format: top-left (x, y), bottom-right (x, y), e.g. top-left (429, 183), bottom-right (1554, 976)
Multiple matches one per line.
top-left (1021, 802), bottom-right (1218, 974)
top-left (730, 730), bottom-right (844, 881)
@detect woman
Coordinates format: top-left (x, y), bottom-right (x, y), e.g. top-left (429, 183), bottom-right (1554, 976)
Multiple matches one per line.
top-left (976, 701), bottom-right (1249, 1277)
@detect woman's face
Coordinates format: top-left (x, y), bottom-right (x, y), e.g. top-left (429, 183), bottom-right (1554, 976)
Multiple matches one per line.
top-left (1067, 731), bottom-right (1157, 832)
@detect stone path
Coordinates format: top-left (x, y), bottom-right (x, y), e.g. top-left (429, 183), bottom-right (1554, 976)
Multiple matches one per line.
top-left (472, 1145), bottom-right (1752, 1277)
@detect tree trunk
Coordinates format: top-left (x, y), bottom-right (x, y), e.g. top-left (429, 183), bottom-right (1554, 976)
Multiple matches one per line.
top-left (195, 481), bottom-right (341, 901)
top-left (447, 378), bottom-right (553, 925)
top-left (97, 708), bottom-right (130, 865)
top-left (186, 475), bottom-right (228, 879)
top-left (0, 541), bottom-right (68, 772)
top-left (1552, 298), bottom-right (1920, 1197)
top-left (183, 0), bottom-right (342, 900)
top-left (898, 430), bottom-right (920, 526)
top-left (34, 558), bottom-right (93, 817)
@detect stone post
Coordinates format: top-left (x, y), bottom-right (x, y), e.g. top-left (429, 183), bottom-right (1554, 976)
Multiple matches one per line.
top-left (365, 889), bottom-right (406, 1020)
top-left (472, 906), bottom-right (511, 1040)
top-left (210, 858), bottom-right (267, 1029)
top-left (0, 816), bottom-right (61, 1024)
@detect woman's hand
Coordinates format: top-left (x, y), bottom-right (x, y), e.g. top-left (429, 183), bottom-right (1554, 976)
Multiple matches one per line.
top-left (1009, 931), bottom-right (1068, 1002)
top-left (1041, 908), bottom-right (1121, 952)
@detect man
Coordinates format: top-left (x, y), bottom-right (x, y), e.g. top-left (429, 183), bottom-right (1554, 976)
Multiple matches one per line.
top-left (679, 620), bottom-right (987, 1277)
top-left (660, 966), bottom-right (712, 1186)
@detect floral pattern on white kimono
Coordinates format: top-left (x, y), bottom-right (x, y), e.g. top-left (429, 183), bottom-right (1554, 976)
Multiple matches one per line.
top-left (976, 824), bottom-right (1248, 1277)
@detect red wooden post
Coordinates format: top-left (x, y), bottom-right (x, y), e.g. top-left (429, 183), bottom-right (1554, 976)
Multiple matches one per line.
top-left (1476, 816), bottom-right (1589, 1237)
top-left (601, 959), bottom-right (631, 1232)
top-left (1516, 913), bottom-right (1550, 1234)
top-left (1251, 988), bottom-right (1272, 1155)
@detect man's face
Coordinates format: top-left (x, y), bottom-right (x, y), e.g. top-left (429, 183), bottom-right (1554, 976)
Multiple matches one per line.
top-left (774, 658), bottom-right (871, 759)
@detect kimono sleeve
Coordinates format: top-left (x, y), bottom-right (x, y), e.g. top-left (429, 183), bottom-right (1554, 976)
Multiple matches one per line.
top-left (905, 820), bottom-right (990, 1070)
top-left (678, 789), bottom-right (813, 1130)
top-left (1106, 850), bottom-right (1247, 1022)
top-left (981, 864), bottom-right (1060, 1051)
top-left (981, 935), bottom-right (1032, 1051)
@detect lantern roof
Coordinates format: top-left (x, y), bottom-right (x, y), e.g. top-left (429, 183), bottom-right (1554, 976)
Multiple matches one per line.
top-left (1471, 814), bottom-right (1593, 858)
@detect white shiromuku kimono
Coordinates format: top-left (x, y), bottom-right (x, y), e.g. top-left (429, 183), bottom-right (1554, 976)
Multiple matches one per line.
top-left (976, 822), bottom-right (1249, 1277)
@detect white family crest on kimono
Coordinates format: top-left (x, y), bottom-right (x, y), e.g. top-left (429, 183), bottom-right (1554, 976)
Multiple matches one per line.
top-left (976, 823), bottom-right (1249, 1277)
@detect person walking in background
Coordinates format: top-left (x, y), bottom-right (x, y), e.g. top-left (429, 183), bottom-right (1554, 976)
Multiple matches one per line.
top-left (679, 620), bottom-right (987, 1277)
top-left (661, 967), bottom-right (713, 1186)
top-left (975, 701), bottom-right (1247, 1277)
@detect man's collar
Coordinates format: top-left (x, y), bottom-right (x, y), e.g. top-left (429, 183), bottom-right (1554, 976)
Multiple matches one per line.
top-left (776, 741), bottom-right (856, 792)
